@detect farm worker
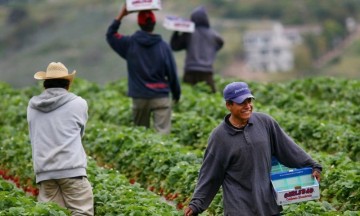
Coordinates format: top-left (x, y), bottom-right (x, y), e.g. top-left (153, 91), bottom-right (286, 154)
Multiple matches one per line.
top-left (106, 4), bottom-right (181, 134)
top-left (183, 81), bottom-right (322, 216)
top-left (27, 62), bottom-right (94, 215)
top-left (170, 6), bottom-right (224, 93)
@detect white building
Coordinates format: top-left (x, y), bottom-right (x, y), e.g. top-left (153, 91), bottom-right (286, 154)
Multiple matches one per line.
top-left (243, 23), bottom-right (302, 73)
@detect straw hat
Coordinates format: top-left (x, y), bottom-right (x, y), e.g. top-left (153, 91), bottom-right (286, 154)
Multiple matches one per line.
top-left (34, 62), bottom-right (76, 82)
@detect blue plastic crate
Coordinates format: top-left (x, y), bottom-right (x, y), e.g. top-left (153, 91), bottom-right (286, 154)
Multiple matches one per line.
top-left (271, 156), bottom-right (295, 173)
top-left (271, 167), bottom-right (320, 205)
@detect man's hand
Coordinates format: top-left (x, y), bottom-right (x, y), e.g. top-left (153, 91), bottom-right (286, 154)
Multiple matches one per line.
top-left (312, 169), bottom-right (321, 182)
top-left (116, 4), bottom-right (129, 21)
top-left (184, 207), bottom-right (193, 216)
top-left (172, 97), bottom-right (180, 105)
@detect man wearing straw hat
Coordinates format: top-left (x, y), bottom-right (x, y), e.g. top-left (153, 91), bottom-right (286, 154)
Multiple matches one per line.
top-left (27, 62), bottom-right (94, 215)
top-left (106, 4), bottom-right (181, 134)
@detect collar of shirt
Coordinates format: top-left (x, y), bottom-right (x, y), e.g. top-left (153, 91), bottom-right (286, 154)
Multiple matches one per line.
top-left (223, 113), bottom-right (254, 135)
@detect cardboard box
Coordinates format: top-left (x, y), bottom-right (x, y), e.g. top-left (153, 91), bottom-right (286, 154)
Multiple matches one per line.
top-left (126, 0), bottom-right (161, 12)
top-left (163, 16), bottom-right (195, 33)
top-left (271, 167), bottom-right (320, 205)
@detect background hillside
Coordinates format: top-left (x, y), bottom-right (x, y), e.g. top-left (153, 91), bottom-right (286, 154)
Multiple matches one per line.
top-left (1, 0), bottom-right (360, 88)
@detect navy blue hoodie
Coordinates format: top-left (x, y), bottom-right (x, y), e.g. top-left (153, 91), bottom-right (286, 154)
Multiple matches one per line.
top-left (106, 20), bottom-right (181, 100)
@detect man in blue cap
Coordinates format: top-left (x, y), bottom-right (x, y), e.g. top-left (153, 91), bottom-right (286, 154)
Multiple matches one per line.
top-left (184, 81), bottom-right (322, 216)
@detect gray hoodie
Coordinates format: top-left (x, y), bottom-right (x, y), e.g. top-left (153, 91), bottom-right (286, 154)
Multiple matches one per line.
top-left (170, 6), bottom-right (224, 73)
top-left (27, 88), bottom-right (88, 183)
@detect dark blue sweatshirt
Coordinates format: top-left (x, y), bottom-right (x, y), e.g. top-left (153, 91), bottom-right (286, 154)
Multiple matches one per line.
top-left (106, 20), bottom-right (181, 100)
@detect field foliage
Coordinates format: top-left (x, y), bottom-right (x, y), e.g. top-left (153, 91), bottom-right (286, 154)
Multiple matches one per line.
top-left (0, 76), bottom-right (359, 215)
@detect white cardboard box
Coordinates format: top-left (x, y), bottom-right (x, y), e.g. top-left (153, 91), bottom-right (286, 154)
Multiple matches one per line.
top-left (126, 0), bottom-right (162, 12)
top-left (271, 167), bottom-right (320, 205)
top-left (163, 16), bottom-right (195, 33)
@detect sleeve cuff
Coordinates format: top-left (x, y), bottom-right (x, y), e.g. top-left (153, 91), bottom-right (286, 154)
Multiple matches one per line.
top-left (189, 205), bottom-right (199, 215)
top-left (312, 167), bottom-right (322, 174)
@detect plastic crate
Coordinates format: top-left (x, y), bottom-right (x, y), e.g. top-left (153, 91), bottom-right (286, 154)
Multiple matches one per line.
top-left (271, 167), bottom-right (320, 205)
top-left (271, 157), bottom-right (294, 173)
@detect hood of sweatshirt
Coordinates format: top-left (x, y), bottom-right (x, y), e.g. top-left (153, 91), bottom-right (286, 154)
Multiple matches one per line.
top-left (29, 88), bottom-right (77, 113)
top-left (133, 30), bottom-right (162, 47)
top-left (190, 6), bottom-right (210, 28)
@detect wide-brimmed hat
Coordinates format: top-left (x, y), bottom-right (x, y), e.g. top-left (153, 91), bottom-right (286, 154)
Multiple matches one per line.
top-left (223, 82), bottom-right (255, 104)
top-left (34, 62), bottom-right (76, 82)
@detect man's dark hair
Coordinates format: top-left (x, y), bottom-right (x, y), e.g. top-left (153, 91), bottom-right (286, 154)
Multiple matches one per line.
top-left (43, 79), bottom-right (70, 89)
top-left (139, 18), bottom-right (155, 32)
top-left (226, 100), bottom-right (233, 105)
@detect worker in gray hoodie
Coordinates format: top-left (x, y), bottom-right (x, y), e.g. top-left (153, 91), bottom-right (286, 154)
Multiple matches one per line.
top-left (170, 6), bottom-right (224, 93)
top-left (27, 62), bottom-right (94, 215)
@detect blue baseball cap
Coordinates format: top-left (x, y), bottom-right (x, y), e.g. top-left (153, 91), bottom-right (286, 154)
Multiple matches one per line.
top-left (223, 82), bottom-right (255, 104)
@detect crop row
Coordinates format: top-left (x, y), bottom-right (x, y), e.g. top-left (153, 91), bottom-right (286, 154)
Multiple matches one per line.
top-left (0, 124), bottom-right (182, 215)
top-left (0, 177), bottom-right (70, 215)
top-left (76, 77), bottom-right (360, 160)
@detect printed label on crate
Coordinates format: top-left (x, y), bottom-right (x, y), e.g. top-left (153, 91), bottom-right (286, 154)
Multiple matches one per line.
top-left (126, 0), bottom-right (162, 11)
top-left (274, 185), bottom-right (320, 205)
top-left (163, 16), bottom-right (195, 33)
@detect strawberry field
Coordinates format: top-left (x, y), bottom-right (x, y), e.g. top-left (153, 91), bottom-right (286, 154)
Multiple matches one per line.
top-left (0, 76), bottom-right (359, 215)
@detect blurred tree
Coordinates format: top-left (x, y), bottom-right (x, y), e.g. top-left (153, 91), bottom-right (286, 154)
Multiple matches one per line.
top-left (322, 19), bottom-right (346, 49)
top-left (212, 0), bottom-right (360, 27)
top-left (7, 7), bottom-right (28, 24)
top-left (0, 0), bottom-right (9, 5)
top-left (294, 44), bottom-right (312, 75)
top-left (303, 34), bottom-right (328, 59)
